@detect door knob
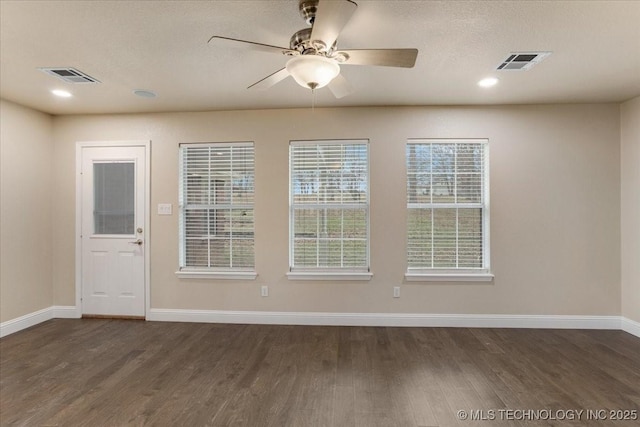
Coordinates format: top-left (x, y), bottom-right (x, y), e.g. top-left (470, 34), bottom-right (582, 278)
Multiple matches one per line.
top-left (129, 239), bottom-right (143, 246)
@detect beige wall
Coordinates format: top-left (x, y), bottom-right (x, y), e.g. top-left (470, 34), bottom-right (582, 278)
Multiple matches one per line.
top-left (621, 96), bottom-right (640, 323)
top-left (51, 104), bottom-right (622, 316)
top-left (0, 99), bottom-right (53, 322)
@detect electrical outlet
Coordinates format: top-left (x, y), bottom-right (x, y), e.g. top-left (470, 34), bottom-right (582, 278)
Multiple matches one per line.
top-left (393, 286), bottom-right (400, 298)
top-left (261, 286), bottom-right (269, 297)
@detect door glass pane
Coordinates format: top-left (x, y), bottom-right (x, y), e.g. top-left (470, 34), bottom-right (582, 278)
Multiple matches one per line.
top-left (94, 162), bottom-right (135, 235)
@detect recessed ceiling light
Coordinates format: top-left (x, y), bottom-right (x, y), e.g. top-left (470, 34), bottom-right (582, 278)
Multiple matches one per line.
top-left (51, 89), bottom-right (72, 98)
top-left (133, 89), bottom-right (157, 98)
top-left (478, 77), bottom-right (499, 88)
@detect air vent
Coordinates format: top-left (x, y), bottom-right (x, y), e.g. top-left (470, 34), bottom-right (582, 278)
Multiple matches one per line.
top-left (39, 67), bottom-right (100, 84)
top-left (496, 52), bottom-right (551, 71)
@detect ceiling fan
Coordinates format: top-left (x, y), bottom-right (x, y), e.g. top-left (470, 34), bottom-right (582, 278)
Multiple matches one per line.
top-left (208, 0), bottom-right (418, 98)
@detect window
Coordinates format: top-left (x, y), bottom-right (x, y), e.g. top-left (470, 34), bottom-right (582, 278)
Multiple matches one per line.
top-left (93, 162), bottom-right (135, 235)
top-left (177, 143), bottom-right (255, 279)
top-left (406, 139), bottom-right (491, 281)
top-left (289, 140), bottom-right (371, 280)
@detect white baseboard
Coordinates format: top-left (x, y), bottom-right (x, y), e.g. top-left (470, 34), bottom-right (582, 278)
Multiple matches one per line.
top-left (0, 306), bottom-right (80, 338)
top-left (1, 307), bottom-right (634, 339)
top-left (147, 309), bottom-right (623, 330)
top-left (53, 305), bottom-right (82, 319)
top-left (622, 317), bottom-right (640, 338)
top-left (0, 307), bottom-right (53, 338)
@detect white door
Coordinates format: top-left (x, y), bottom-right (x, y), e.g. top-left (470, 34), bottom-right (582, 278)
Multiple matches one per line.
top-left (80, 145), bottom-right (146, 317)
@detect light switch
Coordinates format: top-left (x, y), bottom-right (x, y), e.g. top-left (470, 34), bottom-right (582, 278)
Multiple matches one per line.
top-left (157, 203), bottom-right (172, 215)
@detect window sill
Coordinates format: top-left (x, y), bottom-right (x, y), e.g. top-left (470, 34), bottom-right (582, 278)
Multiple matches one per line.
top-left (176, 270), bottom-right (257, 280)
top-left (404, 272), bottom-right (494, 282)
top-left (287, 271), bottom-right (373, 281)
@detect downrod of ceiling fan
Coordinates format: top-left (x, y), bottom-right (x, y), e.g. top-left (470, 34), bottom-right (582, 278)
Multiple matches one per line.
top-left (298, 0), bottom-right (318, 25)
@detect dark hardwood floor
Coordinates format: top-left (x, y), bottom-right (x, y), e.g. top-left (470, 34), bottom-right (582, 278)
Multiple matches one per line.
top-left (1, 319), bottom-right (639, 426)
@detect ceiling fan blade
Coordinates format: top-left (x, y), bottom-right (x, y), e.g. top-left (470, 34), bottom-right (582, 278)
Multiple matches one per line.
top-left (208, 36), bottom-right (293, 55)
top-left (247, 68), bottom-right (290, 90)
top-left (328, 73), bottom-right (354, 98)
top-left (310, 0), bottom-right (358, 51)
top-left (337, 49), bottom-right (419, 68)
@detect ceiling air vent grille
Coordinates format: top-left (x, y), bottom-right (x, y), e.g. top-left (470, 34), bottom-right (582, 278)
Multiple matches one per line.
top-left (496, 52), bottom-right (551, 71)
top-left (39, 67), bottom-right (100, 84)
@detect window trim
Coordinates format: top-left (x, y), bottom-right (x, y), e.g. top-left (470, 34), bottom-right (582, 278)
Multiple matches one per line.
top-left (286, 271), bottom-right (373, 281)
top-left (175, 269), bottom-right (257, 280)
top-left (404, 271), bottom-right (494, 282)
top-left (177, 141), bottom-right (256, 279)
top-left (288, 139), bottom-right (371, 277)
top-left (405, 138), bottom-right (491, 281)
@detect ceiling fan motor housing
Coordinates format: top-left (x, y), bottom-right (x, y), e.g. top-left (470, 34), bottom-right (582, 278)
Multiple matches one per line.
top-left (290, 28), bottom-right (313, 52)
top-left (290, 28), bottom-right (336, 55)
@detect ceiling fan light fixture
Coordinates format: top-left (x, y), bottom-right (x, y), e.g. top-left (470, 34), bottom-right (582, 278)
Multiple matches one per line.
top-left (286, 55), bottom-right (340, 90)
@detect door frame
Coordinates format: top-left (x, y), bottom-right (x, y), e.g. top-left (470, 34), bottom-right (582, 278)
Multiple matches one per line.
top-left (75, 140), bottom-right (151, 318)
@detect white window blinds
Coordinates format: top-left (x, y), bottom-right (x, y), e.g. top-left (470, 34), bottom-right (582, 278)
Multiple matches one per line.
top-left (290, 140), bottom-right (369, 271)
top-left (179, 143), bottom-right (255, 270)
top-left (406, 139), bottom-right (489, 271)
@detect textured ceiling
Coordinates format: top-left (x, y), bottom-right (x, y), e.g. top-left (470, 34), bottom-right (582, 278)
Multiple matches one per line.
top-left (1, 0), bottom-right (639, 115)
